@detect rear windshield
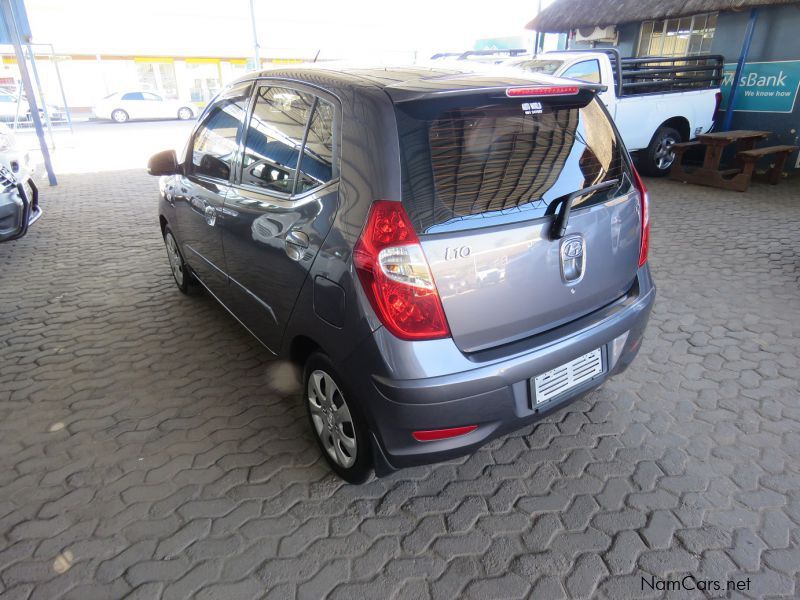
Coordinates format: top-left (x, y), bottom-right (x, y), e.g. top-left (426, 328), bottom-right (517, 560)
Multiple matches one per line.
top-left (395, 95), bottom-right (632, 233)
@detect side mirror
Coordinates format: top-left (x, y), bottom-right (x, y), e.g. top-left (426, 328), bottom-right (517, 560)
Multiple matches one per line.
top-left (147, 149), bottom-right (180, 176)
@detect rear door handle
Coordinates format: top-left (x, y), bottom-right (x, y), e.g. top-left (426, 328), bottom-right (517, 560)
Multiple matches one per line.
top-left (285, 229), bottom-right (309, 248)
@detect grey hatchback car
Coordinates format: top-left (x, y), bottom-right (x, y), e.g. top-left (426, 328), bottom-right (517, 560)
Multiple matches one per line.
top-left (148, 65), bottom-right (655, 483)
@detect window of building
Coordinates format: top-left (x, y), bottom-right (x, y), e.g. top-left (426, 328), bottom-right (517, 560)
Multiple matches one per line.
top-left (186, 61), bottom-right (222, 104)
top-left (637, 12), bottom-right (717, 57)
top-left (136, 62), bottom-right (178, 99)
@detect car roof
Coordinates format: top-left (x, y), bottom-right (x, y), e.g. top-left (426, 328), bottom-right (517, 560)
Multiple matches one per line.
top-left (244, 63), bottom-right (593, 103)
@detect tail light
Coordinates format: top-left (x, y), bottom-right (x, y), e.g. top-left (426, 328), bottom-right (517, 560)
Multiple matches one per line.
top-left (631, 167), bottom-right (650, 267)
top-left (412, 425), bottom-right (478, 442)
top-left (506, 86), bottom-right (580, 97)
top-left (713, 91), bottom-right (723, 119)
top-left (353, 201), bottom-right (450, 340)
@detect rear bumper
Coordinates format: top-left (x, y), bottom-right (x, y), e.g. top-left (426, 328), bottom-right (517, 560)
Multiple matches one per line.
top-left (343, 268), bottom-right (656, 472)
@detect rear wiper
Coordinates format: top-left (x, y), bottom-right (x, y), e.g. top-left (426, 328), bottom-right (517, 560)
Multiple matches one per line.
top-left (550, 179), bottom-right (619, 240)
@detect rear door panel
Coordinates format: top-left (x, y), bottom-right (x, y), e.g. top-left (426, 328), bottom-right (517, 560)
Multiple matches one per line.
top-left (222, 186), bottom-right (338, 351)
top-left (222, 84), bottom-right (340, 352)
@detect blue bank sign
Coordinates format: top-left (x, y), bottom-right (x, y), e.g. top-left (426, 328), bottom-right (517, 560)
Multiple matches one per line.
top-left (720, 60), bottom-right (800, 113)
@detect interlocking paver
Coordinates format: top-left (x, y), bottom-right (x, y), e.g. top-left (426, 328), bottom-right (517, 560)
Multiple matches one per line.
top-left (0, 170), bottom-right (798, 598)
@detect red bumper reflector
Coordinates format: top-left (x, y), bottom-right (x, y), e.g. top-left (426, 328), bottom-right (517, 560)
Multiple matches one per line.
top-left (412, 425), bottom-right (478, 442)
top-left (506, 86), bottom-right (580, 97)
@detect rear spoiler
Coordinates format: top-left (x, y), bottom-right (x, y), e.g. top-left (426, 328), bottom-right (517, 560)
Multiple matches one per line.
top-left (389, 82), bottom-right (607, 104)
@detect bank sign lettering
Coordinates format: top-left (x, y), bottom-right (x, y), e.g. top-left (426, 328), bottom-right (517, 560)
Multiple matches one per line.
top-left (720, 60), bottom-right (800, 113)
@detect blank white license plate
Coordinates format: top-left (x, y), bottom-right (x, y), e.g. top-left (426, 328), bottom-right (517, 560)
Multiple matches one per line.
top-left (533, 347), bottom-right (604, 404)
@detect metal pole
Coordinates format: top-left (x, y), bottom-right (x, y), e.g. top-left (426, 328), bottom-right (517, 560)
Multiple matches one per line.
top-left (0, 0), bottom-right (56, 185)
top-left (248, 0), bottom-right (260, 70)
top-left (721, 7), bottom-right (759, 132)
top-left (11, 85), bottom-right (22, 129)
top-left (25, 45), bottom-right (55, 149)
top-left (45, 43), bottom-right (73, 133)
top-left (536, 0), bottom-right (542, 53)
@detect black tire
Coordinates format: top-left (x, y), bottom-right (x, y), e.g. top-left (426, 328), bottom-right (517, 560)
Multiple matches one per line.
top-left (163, 227), bottom-right (195, 295)
top-left (177, 107), bottom-right (194, 120)
top-left (304, 352), bottom-right (371, 483)
top-left (639, 126), bottom-right (682, 177)
top-left (111, 109), bottom-right (129, 123)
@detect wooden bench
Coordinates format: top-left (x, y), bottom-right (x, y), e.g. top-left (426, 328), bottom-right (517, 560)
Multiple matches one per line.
top-left (670, 141), bottom-right (702, 166)
top-left (736, 145), bottom-right (799, 185)
top-left (669, 141), bottom-right (746, 190)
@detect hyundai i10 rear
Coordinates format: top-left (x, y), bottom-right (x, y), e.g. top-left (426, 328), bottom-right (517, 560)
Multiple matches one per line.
top-left (150, 67), bottom-right (655, 483)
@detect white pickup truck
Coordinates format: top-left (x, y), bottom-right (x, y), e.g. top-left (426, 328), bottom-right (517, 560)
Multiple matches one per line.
top-left (507, 49), bottom-right (723, 175)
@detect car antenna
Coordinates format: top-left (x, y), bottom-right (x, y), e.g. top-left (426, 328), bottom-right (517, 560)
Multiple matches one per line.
top-left (313, 50), bottom-right (320, 63)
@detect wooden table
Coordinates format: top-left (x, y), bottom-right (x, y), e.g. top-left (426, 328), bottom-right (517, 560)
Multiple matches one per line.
top-left (670, 130), bottom-right (770, 191)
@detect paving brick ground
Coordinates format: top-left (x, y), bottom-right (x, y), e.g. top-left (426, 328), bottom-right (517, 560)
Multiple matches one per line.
top-left (0, 170), bottom-right (798, 599)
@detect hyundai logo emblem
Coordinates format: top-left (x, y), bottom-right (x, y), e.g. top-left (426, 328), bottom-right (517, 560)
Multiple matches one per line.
top-left (562, 238), bottom-right (584, 259)
top-left (560, 235), bottom-right (585, 283)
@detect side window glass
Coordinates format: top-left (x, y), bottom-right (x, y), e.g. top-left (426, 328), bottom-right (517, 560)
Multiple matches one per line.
top-left (122, 92), bottom-right (143, 101)
top-left (562, 60), bottom-right (601, 84)
top-left (143, 92), bottom-right (162, 101)
top-left (241, 86), bottom-right (313, 194)
top-left (296, 99), bottom-right (335, 194)
top-left (189, 83), bottom-right (250, 181)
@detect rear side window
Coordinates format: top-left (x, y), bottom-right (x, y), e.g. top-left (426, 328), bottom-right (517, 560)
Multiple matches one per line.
top-left (395, 95), bottom-right (631, 233)
top-left (241, 87), bottom-right (313, 194)
top-left (296, 100), bottom-right (334, 194)
top-left (240, 86), bottom-right (336, 195)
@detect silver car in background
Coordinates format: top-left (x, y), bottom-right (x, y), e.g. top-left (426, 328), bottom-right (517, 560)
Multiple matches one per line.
top-left (94, 91), bottom-right (196, 123)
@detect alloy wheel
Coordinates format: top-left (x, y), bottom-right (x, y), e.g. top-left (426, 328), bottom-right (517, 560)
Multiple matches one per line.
top-left (307, 369), bottom-right (357, 468)
top-left (654, 135), bottom-right (678, 170)
top-left (164, 232), bottom-right (184, 287)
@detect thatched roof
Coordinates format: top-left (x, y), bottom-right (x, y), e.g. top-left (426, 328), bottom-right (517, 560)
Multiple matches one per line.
top-left (527, 0), bottom-right (800, 32)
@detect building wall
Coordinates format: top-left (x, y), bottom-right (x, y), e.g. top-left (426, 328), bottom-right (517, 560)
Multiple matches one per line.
top-left (710, 5), bottom-right (800, 169)
top-left (712, 6), bottom-right (800, 63)
top-left (614, 23), bottom-right (638, 57)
